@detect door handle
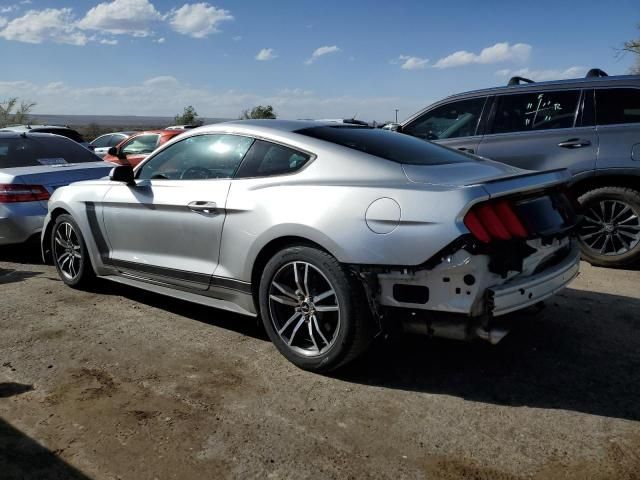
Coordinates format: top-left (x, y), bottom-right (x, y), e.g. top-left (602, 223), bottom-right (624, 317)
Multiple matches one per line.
top-left (558, 139), bottom-right (591, 149)
top-left (188, 201), bottom-right (218, 214)
top-left (457, 147), bottom-right (475, 154)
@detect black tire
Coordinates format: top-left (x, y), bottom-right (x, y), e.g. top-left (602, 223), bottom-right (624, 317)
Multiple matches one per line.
top-left (578, 186), bottom-right (640, 268)
top-left (51, 214), bottom-right (95, 288)
top-left (258, 246), bottom-right (373, 372)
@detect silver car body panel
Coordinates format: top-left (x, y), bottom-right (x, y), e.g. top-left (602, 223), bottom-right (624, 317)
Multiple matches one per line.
top-left (42, 120), bottom-right (577, 326)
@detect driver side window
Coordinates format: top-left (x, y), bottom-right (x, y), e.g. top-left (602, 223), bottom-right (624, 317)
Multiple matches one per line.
top-left (137, 134), bottom-right (254, 180)
top-left (404, 97), bottom-right (486, 140)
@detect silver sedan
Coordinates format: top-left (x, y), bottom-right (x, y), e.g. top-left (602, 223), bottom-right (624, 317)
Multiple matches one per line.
top-left (42, 120), bottom-right (580, 371)
top-left (0, 132), bottom-right (114, 246)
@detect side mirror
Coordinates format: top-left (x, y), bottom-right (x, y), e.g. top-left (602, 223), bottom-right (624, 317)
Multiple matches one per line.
top-left (109, 165), bottom-right (135, 185)
top-left (382, 122), bottom-right (401, 132)
top-left (107, 146), bottom-right (127, 159)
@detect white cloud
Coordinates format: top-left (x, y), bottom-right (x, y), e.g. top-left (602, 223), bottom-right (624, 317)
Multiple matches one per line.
top-left (168, 3), bottom-right (232, 38)
top-left (0, 8), bottom-right (88, 45)
top-left (1, 5), bottom-right (18, 13)
top-left (99, 38), bottom-right (117, 45)
top-left (154, 36), bottom-right (165, 43)
top-left (305, 45), bottom-right (340, 65)
top-left (0, 77), bottom-right (419, 121)
top-left (232, 35), bottom-right (241, 41)
top-left (0, 16), bottom-right (6, 28)
top-left (78, 0), bottom-right (161, 37)
top-left (396, 55), bottom-right (428, 70)
top-left (434, 42), bottom-right (532, 68)
top-left (495, 66), bottom-right (587, 81)
top-left (255, 47), bottom-right (277, 61)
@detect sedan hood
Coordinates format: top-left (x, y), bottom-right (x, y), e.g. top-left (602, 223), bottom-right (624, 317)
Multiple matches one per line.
top-left (402, 159), bottom-right (525, 187)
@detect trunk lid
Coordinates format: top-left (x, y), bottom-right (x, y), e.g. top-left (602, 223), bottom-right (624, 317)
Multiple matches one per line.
top-left (1, 162), bottom-right (114, 207)
top-left (402, 160), bottom-right (570, 198)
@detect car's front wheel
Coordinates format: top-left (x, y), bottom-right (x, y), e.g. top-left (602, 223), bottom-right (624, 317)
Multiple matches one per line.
top-left (51, 214), bottom-right (95, 288)
top-left (578, 186), bottom-right (640, 268)
top-left (259, 246), bottom-right (373, 372)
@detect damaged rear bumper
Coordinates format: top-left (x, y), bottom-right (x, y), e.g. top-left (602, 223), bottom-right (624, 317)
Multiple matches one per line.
top-left (488, 243), bottom-right (580, 316)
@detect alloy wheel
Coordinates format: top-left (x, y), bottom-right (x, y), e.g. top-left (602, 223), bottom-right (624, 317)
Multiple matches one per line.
top-left (580, 199), bottom-right (640, 256)
top-left (268, 261), bottom-right (340, 357)
top-left (53, 221), bottom-right (82, 280)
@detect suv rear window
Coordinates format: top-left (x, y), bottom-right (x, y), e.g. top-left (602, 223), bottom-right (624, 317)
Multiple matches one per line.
top-left (491, 90), bottom-right (580, 134)
top-left (596, 88), bottom-right (640, 125)
top-left (0, 136), bottom-right (100, 169)
top-left (34, 128), bottom-right (85, 143)
top-left (296, 126), bottom-right (471, 165)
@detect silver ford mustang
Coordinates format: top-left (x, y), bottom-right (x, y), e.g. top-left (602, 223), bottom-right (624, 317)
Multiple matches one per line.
top-left (42, 120), bottom-right (580, 371)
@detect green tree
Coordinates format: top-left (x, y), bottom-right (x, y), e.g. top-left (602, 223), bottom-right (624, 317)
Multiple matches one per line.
top-left (0, 97), bottom-right (37, 127)
top-left (174, 105), bottom-right (202, 125)
top-left (240, 105), bottom-right (277, 119)
top-left (622, 24), bottom-right (640, 74)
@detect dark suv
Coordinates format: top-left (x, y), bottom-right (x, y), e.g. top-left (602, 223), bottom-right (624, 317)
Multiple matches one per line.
top-left (393, 69), bottom-right (640, 268)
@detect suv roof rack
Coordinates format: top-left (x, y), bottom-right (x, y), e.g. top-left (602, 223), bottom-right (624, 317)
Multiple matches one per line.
top-left (585, 68), bottom-right (608, 78)
top-left (507, 76), bottom-right (535, 86)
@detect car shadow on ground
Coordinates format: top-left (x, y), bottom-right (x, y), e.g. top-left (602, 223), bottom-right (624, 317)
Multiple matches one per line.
top-left (0, 244), bottom-right (43, 265)
top-left (338, 287), bottom-right (640, 422)
top-left (0, 418), bottom-right (91, 480)
top-left (0, 383), bottom-right (33, 398)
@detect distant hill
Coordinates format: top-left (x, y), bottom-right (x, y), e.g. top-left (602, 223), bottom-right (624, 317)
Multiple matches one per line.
top-left (30, 114), bottom-right (232, 128)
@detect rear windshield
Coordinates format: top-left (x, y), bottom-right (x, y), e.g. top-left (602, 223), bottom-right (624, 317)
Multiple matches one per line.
top-left (34, 128), bottom-right (85, 143)
top-left (0, 136), bottom-right (101, 168)
top-left (295, 126), bottom-right (472, 165)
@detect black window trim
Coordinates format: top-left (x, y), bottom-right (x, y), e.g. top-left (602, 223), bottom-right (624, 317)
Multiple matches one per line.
top-left (134, 132), bottom-right (317, 181)
top-left (484, 87), bottom-right (584, 137)
top-left (593, 86), bottom-right (640, 128)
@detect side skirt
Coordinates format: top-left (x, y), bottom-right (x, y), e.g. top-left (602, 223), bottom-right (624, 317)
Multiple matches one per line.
top-left (99, 273), bottom-right (257, 317)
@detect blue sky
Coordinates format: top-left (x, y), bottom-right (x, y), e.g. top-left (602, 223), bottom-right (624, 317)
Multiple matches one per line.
top-left (0, 0), bottom-right (638, 121)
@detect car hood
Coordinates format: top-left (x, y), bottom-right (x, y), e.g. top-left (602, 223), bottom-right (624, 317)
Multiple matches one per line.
top-left (402, 159), bottom-right (526, 187)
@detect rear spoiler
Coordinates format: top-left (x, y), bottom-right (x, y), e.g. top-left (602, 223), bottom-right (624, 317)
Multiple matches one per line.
top-left (479, 169), bottom-right (571, 199)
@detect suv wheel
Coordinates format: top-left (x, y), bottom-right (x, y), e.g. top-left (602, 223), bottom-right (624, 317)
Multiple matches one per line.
top-left (258, 246), bottom-right (373, 372)
top-left (578, 187), bottom-right (640, 268)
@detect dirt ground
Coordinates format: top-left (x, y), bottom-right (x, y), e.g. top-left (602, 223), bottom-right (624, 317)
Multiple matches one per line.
top-left (1, 246), bottom-right (639, 480)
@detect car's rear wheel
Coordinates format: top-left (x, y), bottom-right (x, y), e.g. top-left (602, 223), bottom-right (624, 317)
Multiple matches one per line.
top-left (51, 214), bottom-right (95, 288)
top-left (578, 187), bottom-right (640, 268)
top-left (259, 246), bottom-right (373, 372)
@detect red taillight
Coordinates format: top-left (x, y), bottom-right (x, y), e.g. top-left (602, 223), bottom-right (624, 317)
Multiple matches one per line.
top-left (493, 201), bottom-right (528, 238)
top-left (463, 210), bottom-right (491, 243)
top-left (464, 199), bottom-right (529, 243)
top-left (0, 184), bottom-right (50, 203)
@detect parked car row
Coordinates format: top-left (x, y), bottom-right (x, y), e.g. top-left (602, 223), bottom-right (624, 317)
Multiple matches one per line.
top-left (1, 69), bottom-right (636, 372)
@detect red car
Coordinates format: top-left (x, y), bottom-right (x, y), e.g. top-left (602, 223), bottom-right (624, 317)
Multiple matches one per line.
top-left (104, 129), bottom-right (185, 167)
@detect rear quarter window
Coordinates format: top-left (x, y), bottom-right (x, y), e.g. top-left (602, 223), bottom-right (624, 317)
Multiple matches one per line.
top-left (596, 88), bottom-right (640, 125)
top-left (0, 136), bottom-right (100, 168)
top-left (295, 126), bottom-right (471, 165)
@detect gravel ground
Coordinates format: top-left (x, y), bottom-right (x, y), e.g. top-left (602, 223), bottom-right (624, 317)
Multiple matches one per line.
top-left (1, 246), bottom-right (639, 479)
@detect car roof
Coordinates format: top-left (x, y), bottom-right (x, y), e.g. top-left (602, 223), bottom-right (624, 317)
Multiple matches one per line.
top-left (442, 74), bottom-right (640, 101)
top-left (0, 131), bottom-right (76, 140)
top-left (200, 119), bottom-right (342, 134)
top-left (1, 124), bottom-right (77, 131)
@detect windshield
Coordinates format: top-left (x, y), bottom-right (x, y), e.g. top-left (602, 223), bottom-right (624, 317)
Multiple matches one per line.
top-left (295, 126), bottom-right (473, 165)
top-left (0, 136), bottom-right (101, 168)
